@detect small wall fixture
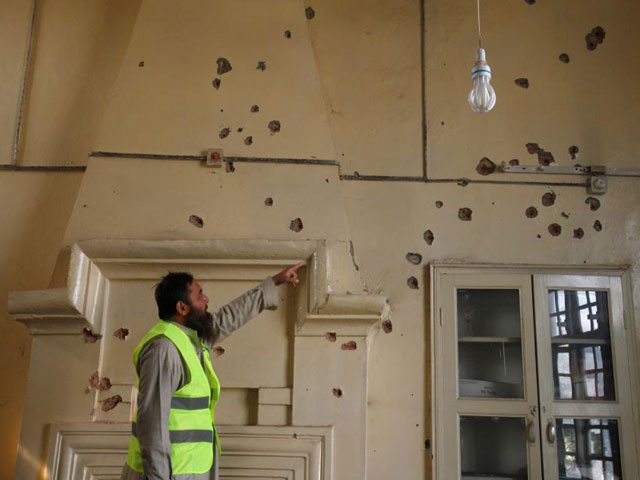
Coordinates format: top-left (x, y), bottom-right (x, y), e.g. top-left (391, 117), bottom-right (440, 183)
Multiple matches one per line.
top-left (468, 0), bottom-right (496, 113)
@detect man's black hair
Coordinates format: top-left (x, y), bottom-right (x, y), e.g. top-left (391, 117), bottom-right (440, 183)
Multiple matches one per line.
top-left (155, 272), bottom-right (194, 320)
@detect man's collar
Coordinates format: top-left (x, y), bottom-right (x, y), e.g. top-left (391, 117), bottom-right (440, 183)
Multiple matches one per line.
top-left (169, 320), bottom-right (200, 344)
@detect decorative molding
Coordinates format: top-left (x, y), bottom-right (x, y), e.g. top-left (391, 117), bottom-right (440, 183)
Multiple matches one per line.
top-left (46, 423), bottom-right (332, 480)
top-left (9, 240), bottom-right (389, 335)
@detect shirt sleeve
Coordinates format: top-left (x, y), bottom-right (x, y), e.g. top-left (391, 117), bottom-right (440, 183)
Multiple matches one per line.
top-left (209, 276), bottom-right (279, 346)
top-left (135, 337), bottom-right (184, 480)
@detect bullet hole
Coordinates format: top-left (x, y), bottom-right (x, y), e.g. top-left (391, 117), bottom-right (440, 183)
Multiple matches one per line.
top-left (574, 228), bottom-right (585, 239)
top-left (353, 171), bottom-right (360, 177)
top-left (113, 328), bottom-right (129, 341)
top-left (341, 341), bottom-right (357, 351)
top-left (98, 376), bottom-right (112, 391)
top-left (250, 105), bottom-right (260, 113)
top-left (212, 78), bottom-right (221, 89)
top-left (458, 208), bottom-right (472, 221)
top-left (332, 388), bottom-right (343, 398)
top-left (561, 212), bottom-right (570, 219)
top-left (256, 61), bottom-right (266, 71)
top-left (285, 30), bottom-right (292, 39)
top-left (424, 229), bottom-right (435, 245)
top-left (216, 57), bottom-right (232, 75)
top-left (457, 179), bottom-right (469, 187)
top-left (407, 276), bottom-right (419, 289)
top-left (585, 197), bottom-right (601, 211)
top-left (526, 143), bottom-right (540, 155)
top-left (515, 78), bottom-right (529, 89)
top-left (189, 215), bottom-right (204, 228)
top-left (382, 320), bottom-right (393, 334)
top-left (325, 332), bottom-right (337, 342)
top-left (89, 371), bottom-right (100, 388)
top-left (138, 61), bottom-right (144, 67)
top-left (265, 197), bottom-right (274, 206)
top-left (569, 145), bottom-right (579, 160)
top-left (537, 234), bottom-right (542, 239)
top-left (548, 223), bottom-right (562, 237)
top-left (101, 394), bottom-right (123, 412)
top-left (268, 120), bottom-right (281, 134)
top-left (225, 161), bottom-right (235, 173)
top-left (244, 136), bottom-right (253, 146)
top-left (425, 439), bottom-right (431, 450)
top-left (305, 7), bottom-right (315, 19)
top-left (526, 143), bottom-right (555, 165)
top-left (541, 192), bottom-right (556, 207)
top-left (476, 157), bottom-right (496, 176)
top-left (290, 217), bottom-right (304, 232)
top-left (293, 433), bottom-right (298, 439)
top-left (593, 220), bottom-right (602, 232)
top-left (537, 150), bottom-right (555, 166)
top-left (81, 328), bottom-right (102, 344)
top-left (509, 159), bottom-right (520, 166)
top-left (435, 201), bottom-right (443, 208)
top-left (82, 204), bottom-right (88, 208)
top-left (585, 26), bottom-right (606, 51)
top-left (325, 178), bottom-right (329, 183)
top-left (441, 121), bottom-right (445, 126)
top-left (213, 346), bottom-right (225, 357)
top-left (525, 206), bottom-right (538, 218)
top-left (219, 127), bottom-right (230, 139)
top-left (237, 127), bottom-right (243, 133)
top-left (406, 253), bottom-right (423, 265)
top-left (559, 53), bottom-right (570, 63)
top-left (524, 0), bottom-right (535, 4)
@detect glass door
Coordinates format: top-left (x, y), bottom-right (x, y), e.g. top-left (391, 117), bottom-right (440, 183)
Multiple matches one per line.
top-left (534, 275), bottom-right (638, 480)
top-left (436, 273), bottom-right (541, 479)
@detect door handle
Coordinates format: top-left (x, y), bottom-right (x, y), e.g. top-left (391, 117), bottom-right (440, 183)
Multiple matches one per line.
top-left (526, 420), bottom-right (536, 444)
top-left (546, 421), bottom-right (556, 444)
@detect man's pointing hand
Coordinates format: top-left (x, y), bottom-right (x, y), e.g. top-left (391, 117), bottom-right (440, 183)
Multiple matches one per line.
top-left (272, 262), bottom-right (305, 287)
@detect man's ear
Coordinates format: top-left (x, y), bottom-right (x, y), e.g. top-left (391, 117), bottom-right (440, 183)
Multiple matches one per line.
top-left (176, 301), bottom-right (190, 316)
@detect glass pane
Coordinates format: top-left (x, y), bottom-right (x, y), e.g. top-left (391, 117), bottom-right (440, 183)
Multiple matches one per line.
top-left (460, 416), bottom-right (528, 479)
top-left (458, 289), bottom-right (524, 398)
top-left (548, 290), bottom-right (615, 400)
top-left (556, 418), bottom-right (622, 479)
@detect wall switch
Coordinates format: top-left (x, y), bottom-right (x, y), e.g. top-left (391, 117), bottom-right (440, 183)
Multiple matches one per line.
top-left (205, 149), bottom-right (224, 167)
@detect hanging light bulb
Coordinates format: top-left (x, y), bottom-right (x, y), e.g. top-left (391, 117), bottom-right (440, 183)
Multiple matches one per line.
top-left (468, 0), bottom-right (496, 113)
top-left (469, 48), bottom-right (496, 113)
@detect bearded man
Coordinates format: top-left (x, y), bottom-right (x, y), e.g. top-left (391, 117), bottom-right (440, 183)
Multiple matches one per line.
top-left (120, 263), bottom-right (304, 480)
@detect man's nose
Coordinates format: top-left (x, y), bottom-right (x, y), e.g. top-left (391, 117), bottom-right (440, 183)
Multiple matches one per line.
top-left (204, 294), bottom-right (209, 304)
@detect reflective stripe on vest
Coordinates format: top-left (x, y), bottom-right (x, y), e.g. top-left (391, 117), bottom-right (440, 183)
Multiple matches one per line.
top-left (132, 422), bottom-right (214, 443)
top-left (125, 320), bottom-right (221, 475)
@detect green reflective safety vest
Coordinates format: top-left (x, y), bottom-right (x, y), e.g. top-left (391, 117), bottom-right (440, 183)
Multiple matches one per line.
top-left (126, 320), bottom-right (221, 475)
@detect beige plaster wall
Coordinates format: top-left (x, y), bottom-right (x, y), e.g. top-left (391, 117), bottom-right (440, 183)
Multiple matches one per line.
top-left (2, 0), bottom-right (640, 479)
top-left (0, 172), bottom-right (82, 479)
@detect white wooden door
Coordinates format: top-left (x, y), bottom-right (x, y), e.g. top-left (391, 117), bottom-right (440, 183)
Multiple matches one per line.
top-left (534, 275), bottom-right (638, 480)
top-left (436, 272), bottom-right (542, 479)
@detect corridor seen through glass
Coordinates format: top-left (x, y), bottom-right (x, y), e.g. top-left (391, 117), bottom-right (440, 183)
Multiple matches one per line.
top-left (548, 290), bottom-right (615, 401)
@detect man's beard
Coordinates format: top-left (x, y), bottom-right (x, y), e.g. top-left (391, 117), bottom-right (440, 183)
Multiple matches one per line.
top-left (184, 305), bottom-right (214, 345)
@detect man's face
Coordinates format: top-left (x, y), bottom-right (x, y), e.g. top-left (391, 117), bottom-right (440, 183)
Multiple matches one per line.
top-left (187, 280), bottom-right (209, 313)
top-left (183, 281), bottom-right (214, 343)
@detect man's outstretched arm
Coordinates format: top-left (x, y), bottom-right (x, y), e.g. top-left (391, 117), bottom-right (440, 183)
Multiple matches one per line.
top-left (209, 262), bottom-right (305, 345)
